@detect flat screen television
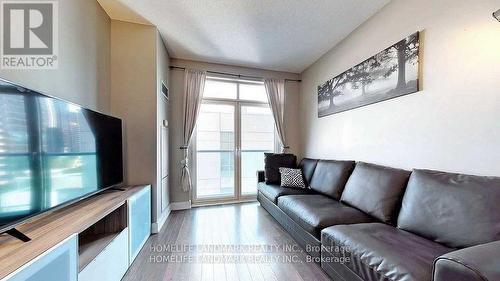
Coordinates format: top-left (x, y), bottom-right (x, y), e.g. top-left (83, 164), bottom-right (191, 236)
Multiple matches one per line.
top-left (0, 78), bottom-right (123, 238)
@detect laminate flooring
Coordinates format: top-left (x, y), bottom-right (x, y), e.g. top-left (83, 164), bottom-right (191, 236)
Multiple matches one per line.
top-left (122, 202), bottom-right (331, 281)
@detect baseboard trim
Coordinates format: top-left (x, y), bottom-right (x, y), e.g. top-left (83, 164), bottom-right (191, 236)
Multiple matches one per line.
top-left (151, 205), bottom-right (171, 234)
top-left (170, 200), bottom-right (192, 211)
top-left (191, 198), bottom-right (257, 208)
top-left (151, 201), bottom-right (191, 233)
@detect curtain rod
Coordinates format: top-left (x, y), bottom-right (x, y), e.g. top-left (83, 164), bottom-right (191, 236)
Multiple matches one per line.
top-left (169, 66), bottom-right (301, 82)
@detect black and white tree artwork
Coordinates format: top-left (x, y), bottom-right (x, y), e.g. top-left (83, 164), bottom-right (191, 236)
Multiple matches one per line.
top-left (318, 32), bottom-right (420, 117)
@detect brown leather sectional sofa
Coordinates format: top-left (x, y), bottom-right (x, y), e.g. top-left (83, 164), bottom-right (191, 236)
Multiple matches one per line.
top-left (257, 159), bottom-right (500, 281)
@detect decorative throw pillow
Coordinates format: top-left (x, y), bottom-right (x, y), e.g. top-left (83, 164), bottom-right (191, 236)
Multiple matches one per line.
top-left (279, 167), bottom-right (306, 189)
top-left (264, 153), bottom-right (297, 184)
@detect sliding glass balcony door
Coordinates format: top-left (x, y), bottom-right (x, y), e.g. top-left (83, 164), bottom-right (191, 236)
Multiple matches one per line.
top-left (240, 105), bottom-right (275, 195)
top-left (194, 78), bottom-right (276, 203)
top-left (195, 102), bottom-right (236, 199)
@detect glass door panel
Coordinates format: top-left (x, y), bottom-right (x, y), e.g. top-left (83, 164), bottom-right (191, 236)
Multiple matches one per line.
top-left (240, 105), bottom-right (275, 195)
top-left (195, 103), bottom-right (235, 199)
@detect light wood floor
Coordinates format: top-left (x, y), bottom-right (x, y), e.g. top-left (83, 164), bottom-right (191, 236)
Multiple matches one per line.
top-left (122, 202), bottom-right (331, 281)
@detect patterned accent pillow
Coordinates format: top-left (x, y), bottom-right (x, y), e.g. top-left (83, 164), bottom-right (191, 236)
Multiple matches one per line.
top-left (279, 167), bottom-right (306, 189)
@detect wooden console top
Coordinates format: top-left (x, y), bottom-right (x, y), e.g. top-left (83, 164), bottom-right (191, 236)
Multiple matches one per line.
top-left (0, 185), bottom-right (149, 279)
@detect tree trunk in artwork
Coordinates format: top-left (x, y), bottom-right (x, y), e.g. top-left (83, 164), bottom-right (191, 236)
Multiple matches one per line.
top-left (396, 42), bottom-right (407, 89)
top-left (329, 95), bottom-right (335, 108)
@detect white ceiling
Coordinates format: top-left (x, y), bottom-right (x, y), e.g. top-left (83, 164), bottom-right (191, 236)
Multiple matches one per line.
top-left (98, 0), bottom-right (390, 73)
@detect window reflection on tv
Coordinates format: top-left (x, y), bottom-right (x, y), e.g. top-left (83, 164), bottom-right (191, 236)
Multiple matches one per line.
top-left (0, 79), bottom-right (123, 232)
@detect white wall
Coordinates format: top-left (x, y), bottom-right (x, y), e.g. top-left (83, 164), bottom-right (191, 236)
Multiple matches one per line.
top-left (110, 21), bottom-right (157, 214)
top-left (110, 21), bottom-right (171, 227)
top-left (169, 58), bottom-right (301, 203)
top-left (299, 0), bottom-right (500, 176)
top-left (0, 0), bottom-right (111, 113)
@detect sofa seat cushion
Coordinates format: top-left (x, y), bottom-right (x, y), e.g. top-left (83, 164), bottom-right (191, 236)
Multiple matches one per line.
top-left (277, 194), bottom-right (374, 239)
top-left (321, 223), bottom-right (452, 281)
top-left (397, 169), bottom-right (500, 248)
top-left (257, 182), bottom-right (312, 203)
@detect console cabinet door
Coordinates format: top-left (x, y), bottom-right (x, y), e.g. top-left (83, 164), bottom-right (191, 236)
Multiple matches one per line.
top-left (128, 186), bottom-right (151, 264)
top-left (4, 235), bottom-right (77, 281)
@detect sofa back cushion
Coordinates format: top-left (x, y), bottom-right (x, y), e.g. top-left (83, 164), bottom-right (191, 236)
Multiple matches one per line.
top-left (309, 160), bottom-right (355, 200)
top-left (340, 162), bottom-right (410, 224)
top-left (264, 153), bottom-right (297, 184)
top-left (298, 158), bottom-right (319, 186)
top-left (397, 169), bottom-right (500, 248)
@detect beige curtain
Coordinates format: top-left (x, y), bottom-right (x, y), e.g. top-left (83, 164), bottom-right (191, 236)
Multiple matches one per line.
top-left (264, 79), bottom-right (288, 153)
top-left (180, 69), bottom-right (206, 192)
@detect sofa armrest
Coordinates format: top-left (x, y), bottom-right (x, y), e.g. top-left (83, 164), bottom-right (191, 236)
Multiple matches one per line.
top-left (433, 240), bottom-right (500, 281)
top-left (257, 170), bottom-right (265, 183)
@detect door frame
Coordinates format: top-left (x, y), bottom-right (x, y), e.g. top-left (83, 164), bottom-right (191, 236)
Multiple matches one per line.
top-left (238, 101), bottom-right (276, 200)
top-left (191, 84), bottom-right (276, 205)
top-left (192, 99), bottom-right (239, 204)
